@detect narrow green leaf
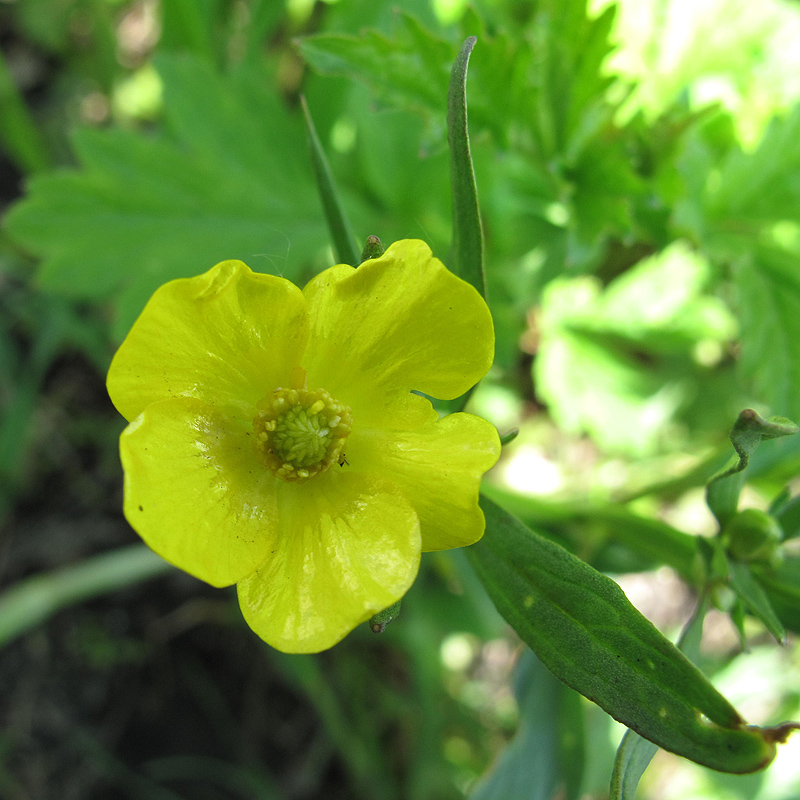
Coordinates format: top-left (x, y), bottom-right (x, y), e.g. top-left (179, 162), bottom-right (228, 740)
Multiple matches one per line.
top-left (0, 45), bottom-right (50, 173)
top-left (728, 561), bottom-right (786, 644)
top-left (730, 599), bottom-right (748, 649)
top-left (610, 600), bottom-right (707, 800)
top-left (300, 95), bottom-right (360, 267)
top-left (485, 487), bottom-right (698, 580)
top-left (758, 557), bottom-right (800, 635)
top-left (706, 409), bottom-right (799, 527)
top-left (776, 494), bottom-right (800, 540)
top-left (467, 497), bottom-right (782, 774)
top-left (610, 711), bottom-right (661, 796)
top-left (469, 649), bottom-right (582, 800)
top-left (0, 545), bottom-right (172, 648)
top-left (447, 36), bottom-right (486, 299)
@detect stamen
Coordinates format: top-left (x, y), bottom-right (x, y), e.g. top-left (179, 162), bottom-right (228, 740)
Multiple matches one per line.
top-left (253, 386), bottom-right (352, 483)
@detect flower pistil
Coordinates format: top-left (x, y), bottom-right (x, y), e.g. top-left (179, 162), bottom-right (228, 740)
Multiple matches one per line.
top-left (254, 387), bottom-right (353, 482)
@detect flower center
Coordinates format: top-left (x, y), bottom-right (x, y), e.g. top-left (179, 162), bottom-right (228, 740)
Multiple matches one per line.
top-left (253, 387), bottom-right (353, 482)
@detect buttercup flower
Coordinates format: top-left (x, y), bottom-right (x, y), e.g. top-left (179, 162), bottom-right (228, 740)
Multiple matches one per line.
top-left (107, 239), bottom-right (500, 653)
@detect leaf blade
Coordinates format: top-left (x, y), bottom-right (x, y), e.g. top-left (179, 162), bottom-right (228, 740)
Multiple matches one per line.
top-left (467, 497), bottom-right (778, 774)
top-left (447, 36), bottom-right (486, 299)
top-left (610, 599), bottom-right (708, 800)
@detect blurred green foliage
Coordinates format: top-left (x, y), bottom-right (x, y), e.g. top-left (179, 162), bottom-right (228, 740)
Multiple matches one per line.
top-left (2, 0), bottom-right (800, 798)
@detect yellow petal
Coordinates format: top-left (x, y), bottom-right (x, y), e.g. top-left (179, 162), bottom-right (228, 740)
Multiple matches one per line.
top-left (301, 240), bottom-right (494, 425)
top-left (108, 260), bottom-right (308, 422)
top-left (349, 412), bottom-right (501, 551)
top-left (120, 397), bottom-right (278, 587)
top-left (237, 473), bottom-right (421, 653)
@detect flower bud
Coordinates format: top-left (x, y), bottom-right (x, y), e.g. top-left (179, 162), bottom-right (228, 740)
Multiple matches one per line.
top-left (723, 508), bottom-right (783, 565)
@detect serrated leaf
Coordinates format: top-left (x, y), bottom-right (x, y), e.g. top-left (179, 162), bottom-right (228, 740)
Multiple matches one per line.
top-left (735, 248), bottom-right (800, 423)
top-left (530, 1), bottom-right (618, 158)
top-left (607, 0), bottom-right (800, 144)
top-left (297, 14), bottom-right (453, 116)
top-left (467, 497), bottom-right (781, 774)
top-left (534, 243), bottom-right (737, 455)
top-left (4, 53), bottom-right (327, 337)
top-left (706, 105), bottom-right (800, 228)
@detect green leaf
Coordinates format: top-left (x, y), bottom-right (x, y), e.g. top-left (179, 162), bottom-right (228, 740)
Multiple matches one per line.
top-left (534, 243), bottom-right (737, 455)
top-left (296, 14), bottom-right (453, 116)
top-left (776, 495), bottom-right (800, 540)
top-left (728, 561), bottom-right (786, 644)
top-left (735, 247), bottom-right (800, 423)
top-left (448, 37), bottom-right (486, 299)
top-left (469, 649), bottom-right (584, 800)
top-left (0, 545), bottom-right (172, 648)
top-left (610, 598), bottom-right (708, 800)
top-left (758, 557), bottom-right (800, 635)
top-left (4, 54), bottom-right (326, 338)
top-left (467, 496), bottom-right (783, 774)
top-left (300, 96), bottom-right (360, 267)
top-left (706, 408), bottom-right (799, 526)
top-left (160, 0), bottom-right (219, 62)
top-left (0, 45), bottom-right (50, 173)
top-left (705, 105), bottom-right (800, 231)
top-left (607, 0), bottom-right (800, 141)
top-left (485, 486), bottom-right (699, 579)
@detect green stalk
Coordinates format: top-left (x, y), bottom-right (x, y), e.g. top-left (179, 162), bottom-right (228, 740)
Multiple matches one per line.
top-left (300, 95), bottom-right (360, 267)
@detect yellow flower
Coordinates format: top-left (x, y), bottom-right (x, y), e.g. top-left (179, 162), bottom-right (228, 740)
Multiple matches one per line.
top-left (107, 239), bottom-right (500, 653)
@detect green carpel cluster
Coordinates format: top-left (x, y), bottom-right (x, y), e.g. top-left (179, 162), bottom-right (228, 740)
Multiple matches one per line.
top-left (254, 387), bottom-right (352, 482)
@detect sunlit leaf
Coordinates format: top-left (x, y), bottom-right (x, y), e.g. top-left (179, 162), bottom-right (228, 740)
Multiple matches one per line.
top-left (735, 248), bottom-right (800, 424)
top-left (534, 243), bottom-right (737, 455)
top-left (4, 54), bottom-right (327, 338)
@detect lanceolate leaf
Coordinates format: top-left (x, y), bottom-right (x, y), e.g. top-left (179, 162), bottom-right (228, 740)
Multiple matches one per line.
top-left (447, 36), bottom-right (485, 299)
top-left (758, 557), bottom-right (800, 634)
top-left (610, 599), bottom-right (708, 800)
top-left (468, 497), bottom-right (790, 774)
top-left (728, 561), bottom-right (787, 644)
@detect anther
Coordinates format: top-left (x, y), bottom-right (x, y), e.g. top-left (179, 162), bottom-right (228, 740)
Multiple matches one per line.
top-left (253, 386), bottom-right (353, 483)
